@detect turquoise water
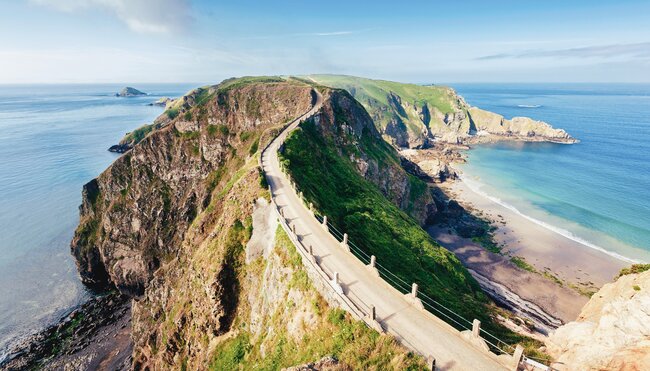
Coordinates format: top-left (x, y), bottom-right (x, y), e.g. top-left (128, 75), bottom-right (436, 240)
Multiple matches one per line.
top-left (449, 84), bottom-right (650, 263)
top-left (0, 83), bottom-right (194, 359)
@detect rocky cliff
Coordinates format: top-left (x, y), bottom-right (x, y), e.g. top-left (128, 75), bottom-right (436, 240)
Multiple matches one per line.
top-left (308, 75), bottom-right (576, 148)
top-left (298, 87), bottom-right (438, 225)
top-left (546, 266), bottom-right (650, 370)
top-left (70, 77), bottom-right (426, 369)
top-left (72, 77), bottom-right (314, 295)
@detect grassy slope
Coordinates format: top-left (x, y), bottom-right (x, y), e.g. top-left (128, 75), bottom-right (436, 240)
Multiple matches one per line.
top-left (308, 75), bottom-right (457, 139)
top-left (309, 75), bottom-right (455, 113)
top-left (210, 227), bottom-right (427, 370)
top-left (127, 78), bottom-right (428, 369)
top-left (280, 116), bottom-right (547, 359)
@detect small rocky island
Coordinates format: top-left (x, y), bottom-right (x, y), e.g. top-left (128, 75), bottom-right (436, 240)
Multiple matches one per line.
top-left (116, 87), bottom-right (147, 97)
top-left (147, 97), bottom-right (175, 107)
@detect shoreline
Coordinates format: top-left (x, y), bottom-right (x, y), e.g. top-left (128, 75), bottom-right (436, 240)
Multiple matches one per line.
top-left (447, 175), bottom-right (628, 289)
top-left (427, 173), bottom-right (629, 328)
top-left (0, 292), bottom-right (132, 370)
top-left (460, 174), bottom-right (641, 265)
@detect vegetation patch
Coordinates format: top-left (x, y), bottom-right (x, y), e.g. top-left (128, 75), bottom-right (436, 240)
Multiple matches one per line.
top-left (207, 124), bottom-right (229, 137)
top-left (166, 107), bottom-right (179, 120)
top-left (278, 119), bottom-right (530, 345)
top-left (511, 256), bottom-right (536, 273)
top-left (617, 264), bottom-right (650, 278)
top-left (123, 123), bottom-right (155, 146)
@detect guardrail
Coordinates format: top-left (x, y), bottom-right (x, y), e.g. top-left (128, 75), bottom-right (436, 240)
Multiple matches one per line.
top-left (260, 89), bottom-right (551, 371)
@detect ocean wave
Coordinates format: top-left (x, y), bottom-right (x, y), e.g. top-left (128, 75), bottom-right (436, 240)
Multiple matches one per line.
top-left (461, 176), bottom-right (641, 264)
top-left (516, 104), bottom-right (541, 108)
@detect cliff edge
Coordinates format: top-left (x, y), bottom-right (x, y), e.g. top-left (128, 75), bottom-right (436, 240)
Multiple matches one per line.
top-left (546, 266), bottom-right (650, 370)
top-left (308, 75), bottom-right (576, 148)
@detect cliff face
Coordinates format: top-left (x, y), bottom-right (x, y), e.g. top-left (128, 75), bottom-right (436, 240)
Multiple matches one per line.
top-left (546, 268), bottom-right (650, 370)
top-left (309, 75), bottom-right (576, 148)
top-left (70, 78), bottom-right (425, 369)
top-left (309, 88), bottom-right (437, 224)
top-left (71, 77), bottom-right (313, 295)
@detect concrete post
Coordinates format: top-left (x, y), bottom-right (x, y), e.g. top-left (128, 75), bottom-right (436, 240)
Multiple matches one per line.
top-left (472, 319), bottom-right (481, 338)
top-left (309, 245), bottom-right (313, 255)
top-left (299, 191), bottom-right (303, 200)
top-left (322, 215), bottom-right (328, 232)
top-left (309, 202), bottom-right (314, 213)
top-left (427, 355), bottom-right (436, 371)
top-left (291, 223), bottom-right (296, 234)
top-left (370, 305), bottom-right (376, 320)
top-left (512, 345), bottom-right (524, 371)
top-left (280, 208), bottom-right (284, 217)
top-left (411, 283), bottom-right (418, 298)
top-left (341, 233), bottom-right (350, 252)
top-left (366, 255), bottom-right (380, 277)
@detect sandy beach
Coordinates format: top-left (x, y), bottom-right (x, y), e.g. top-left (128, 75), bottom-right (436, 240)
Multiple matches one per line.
top-left (428, 177), bottom-right (628, 328)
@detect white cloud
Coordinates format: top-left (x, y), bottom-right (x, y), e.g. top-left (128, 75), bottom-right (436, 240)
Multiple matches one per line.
top-left (29, 0), bottom-right (192, 34)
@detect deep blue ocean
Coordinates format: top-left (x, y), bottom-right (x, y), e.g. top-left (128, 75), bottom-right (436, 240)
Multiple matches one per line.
top-left (0, 83), bottom-right (195, 360)
top-left (449, 83), bottom-right (650, 264)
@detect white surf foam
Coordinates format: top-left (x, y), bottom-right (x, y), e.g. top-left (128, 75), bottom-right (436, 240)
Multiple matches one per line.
top-left (517, 104), bottom-right (541, 108)
top-left (460, 175), bottom-right (641, 264)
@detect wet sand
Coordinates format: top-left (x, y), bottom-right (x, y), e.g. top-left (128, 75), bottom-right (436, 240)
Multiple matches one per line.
top-left (429, 179), bottom-right (628, 326)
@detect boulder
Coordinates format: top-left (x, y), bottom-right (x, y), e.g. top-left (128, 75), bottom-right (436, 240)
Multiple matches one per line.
top-left (546, 269), bottom-right (650, 370)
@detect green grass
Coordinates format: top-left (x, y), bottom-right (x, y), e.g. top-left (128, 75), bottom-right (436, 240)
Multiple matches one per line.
top-left (208, 333), bottom-right (250, 370)
top-left (207, 124), bottom-right (230, 137)
top-left (209, 308), bottom-right (426, 370)
top-left (617, 264), bottom-right (650, 278)
top-left (279, 119), bottom-right (523, 341)
top-left (309, 75), bottom-right (455, 114)
top-left (123, 123), bottom-right (155, 145)
top-left (248, 138), bottom-right (259, 155)
top-left (472, 235), bottom-right (501, 254)
top-left (166, 107), bottom-right (179, 120)
top-left (307, 75), bottom-right (466, 146)
top-left (511, 256), bottom-right (536, 273)
top-left (217, 76), bottom-right (286, 94)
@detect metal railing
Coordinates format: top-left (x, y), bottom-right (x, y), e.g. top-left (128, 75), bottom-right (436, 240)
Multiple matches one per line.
top-left (261, 91), bottom-right (550, 370)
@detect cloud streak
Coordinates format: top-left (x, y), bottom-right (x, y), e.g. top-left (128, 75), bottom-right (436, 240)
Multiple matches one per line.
top-left (29, 0), bottom-right (193, 34)
top-left (477, 42), bottom-right (650, 60)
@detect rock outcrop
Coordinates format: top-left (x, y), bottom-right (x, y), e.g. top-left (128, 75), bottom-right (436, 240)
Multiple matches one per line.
top-left (546, 268), bottom-right (650, 370)
top-left (72, 78), bottom-right (313, 295)
top-left (148, 97), bottom-right (175, 108)
top-left (116, 87), bottom-right (147, 97)
top-left (309, 75), bottom-right (577, 148)
top-left (466, 107), bottom-right (574, 143)
top-left (302, 87), bottom-right (438, 225)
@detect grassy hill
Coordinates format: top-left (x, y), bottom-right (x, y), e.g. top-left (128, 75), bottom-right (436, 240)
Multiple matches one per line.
top-left (307, 74), bottom-right (468, 147)
top-left (278, 87), bottom-right (546, 359)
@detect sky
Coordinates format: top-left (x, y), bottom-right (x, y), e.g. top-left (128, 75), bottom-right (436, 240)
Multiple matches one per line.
top-left (1, 0), bottom-right (649, 84)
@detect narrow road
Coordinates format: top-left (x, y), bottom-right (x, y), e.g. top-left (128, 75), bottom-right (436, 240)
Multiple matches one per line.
top-left (261, 88), bottom-right (508, 371)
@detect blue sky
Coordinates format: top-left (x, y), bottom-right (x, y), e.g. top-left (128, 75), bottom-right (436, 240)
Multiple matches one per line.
top-left (1, 0), bottom-right (649, 83)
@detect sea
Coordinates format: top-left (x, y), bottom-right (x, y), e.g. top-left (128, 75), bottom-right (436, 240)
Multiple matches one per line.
top-left (1, 82), bottom-right (649, 360)
top-left (0, 83), bottom-right (196, 361)
top-left (449, 83), bottom-right (650, 264)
